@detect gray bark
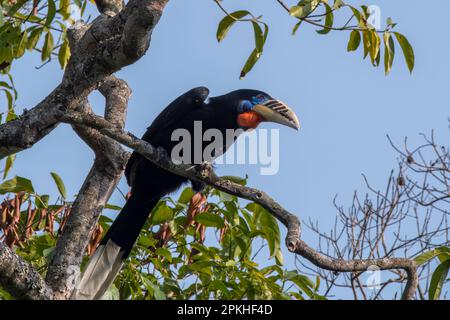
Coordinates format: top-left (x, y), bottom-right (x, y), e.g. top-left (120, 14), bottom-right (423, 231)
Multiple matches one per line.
top-left (0, 241), bottom-right (53, 300)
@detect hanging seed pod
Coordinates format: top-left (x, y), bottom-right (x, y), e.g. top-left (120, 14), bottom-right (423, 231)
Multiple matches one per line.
top-left (199, 225), bottom-right (206, 244)
top-left (45, 210), bottom-right (55, 236)
top-left (13, 227), bottom-right (20, 244)
top-left (185, 193), bottom-right (203, 227)
top-left (87, 242), bottom-right (93, 256)
top-left (25, 208), bottom-right (38, 240)
top-left (32, 0), bottom-right (38, 15)
top-left (58, 206), bottom-right (71, 233)
top-left (38, 208), bottom-right (47, 230)
top-left (13, 194), bottom-right (21, 224)
top-left (157, 222), bottom-right (171, 247)
top-left (219, 225), bottom-right (227, 244)
top-left (87, 224), bottom-right (104, 256)
top-left (21, 201), bottom-right (33, 241)
top-left (92, 224), bottom-right (103, 251)
top-left (17, 191), bottom-right (26, 204)
top-left (162, 229), bottom-right (172, 248)
top-left (0, 205), bottom-right (8, 228)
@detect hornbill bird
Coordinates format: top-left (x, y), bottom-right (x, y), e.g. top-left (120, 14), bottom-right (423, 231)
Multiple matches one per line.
top-left (71, 87), bottom-right (300, 299)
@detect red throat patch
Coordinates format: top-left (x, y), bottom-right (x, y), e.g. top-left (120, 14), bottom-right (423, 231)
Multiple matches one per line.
top-left (237, 111), bottom-right (263, 129)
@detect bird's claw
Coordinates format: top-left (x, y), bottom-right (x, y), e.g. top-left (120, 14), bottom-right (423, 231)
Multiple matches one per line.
top-left (195, 161), bottom-right (214, 178)
top-left (155, 147), bottom-right (168, 162)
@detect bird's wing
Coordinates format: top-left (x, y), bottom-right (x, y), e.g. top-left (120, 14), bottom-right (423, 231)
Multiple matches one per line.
top-left (143, 86), bottom-right (210, 140)
top-left (125, 86), bottom-right (210, 186)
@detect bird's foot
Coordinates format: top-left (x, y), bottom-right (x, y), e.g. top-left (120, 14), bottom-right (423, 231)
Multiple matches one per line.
top-left (194, 161), bottom-right (214, 178)
top-left (155, 146), bottom-right (168, 162)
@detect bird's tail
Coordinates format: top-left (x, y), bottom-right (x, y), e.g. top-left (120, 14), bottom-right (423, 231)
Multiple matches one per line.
top-left (70, 192), bottom-right (161, 300)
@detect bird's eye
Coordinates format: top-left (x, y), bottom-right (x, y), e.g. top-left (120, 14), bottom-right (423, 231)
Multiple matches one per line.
top-left (238, 100), bottom-right (253, 113)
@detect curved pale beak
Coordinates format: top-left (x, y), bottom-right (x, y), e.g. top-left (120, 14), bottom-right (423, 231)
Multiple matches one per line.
top-left (252, 99), bottom-right (300, 130)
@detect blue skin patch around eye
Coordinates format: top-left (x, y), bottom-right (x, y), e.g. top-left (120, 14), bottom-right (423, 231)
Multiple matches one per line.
top-left (238, 100), bottom-right (254, 113)
top-left (238, 95), bottom-right (269, 113)
top-left (251, 94), bottom-right (269, 106)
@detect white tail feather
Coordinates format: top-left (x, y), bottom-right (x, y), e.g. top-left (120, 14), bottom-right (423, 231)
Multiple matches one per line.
top-left (70, 240), bottom-right (124, 300)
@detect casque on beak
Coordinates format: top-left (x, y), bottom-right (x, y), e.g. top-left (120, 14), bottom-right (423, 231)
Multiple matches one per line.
top-left (252, 99), bottom-right (300, 130)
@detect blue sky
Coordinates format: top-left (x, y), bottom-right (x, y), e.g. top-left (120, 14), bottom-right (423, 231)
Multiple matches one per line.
top-left (4, 1), bottom-right (449, 297)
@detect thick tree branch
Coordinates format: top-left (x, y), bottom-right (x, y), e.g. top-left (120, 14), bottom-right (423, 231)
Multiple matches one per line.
top-left (46, 77), bottom-right (131, 300)
top-left (59, 111), bottom-right (419, 300)
top-left (0, 0), bottom-right (168, 160)
top-left (0, 241), bottom-right (53, 300)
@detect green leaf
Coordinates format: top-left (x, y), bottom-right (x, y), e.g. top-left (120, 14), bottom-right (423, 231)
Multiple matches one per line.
top-left (141, 277), bottom-right (166, 300)
top-left (27, 28), bottom-right (42, 51)
top-left (3, 154), bottom-right (16, 179)
top-left (289, 274), bottom-right (315, 297)
top-left (333, 0), bottom-right (345, 9)
top-left (35, 195), bottom-right (50, 209)
top-left (218, 191), bottom-right (233, 202)
top-left (370, 30), bottom-right (380, 66)
top-left (102, 284), bottom-right (120, 300)
top-left (394, 32), bottom-right (415, 73)
top-left (42, 247), bottom-right (55, 259)
top-left (41, 31), bottom-right (54, 61)
top-left (347, 30), bottom-right (361, 52)
top-left (45, 0), bottom-right (57, 27)
top-left (60, 0), bottom-right (71, 20)
top-left (154, 247), bottom-right (172, 263)
top-left (248, 203), bottom-right (282, 264)
top-left (3, 89), bottom-right (13, 111)
top-left (252, 22), bottom-right (268, 56)
top-left (178, 187), bottom-right (194, 204)
top-left (209, 280), bottom-right (230, 298)
top-left (150, 204), bottom-right (173, 225)
top-left (50, 172), bottom-right (67, 199)
top-left (386, 17), bottom-right (397, 28)
top-left (290, 1), bottom-right (318, 19)
top-left (362, 30), bottom-right (371, 59)
top-left (415, 247), bottom-right (450, 265)
top-left (105, 203), bottom-right (122, 211)
top-left (0, 81), bottom-right (13, 90)
top-left (292, 21), bottom-right (303, 36)
top-left (275, 249), bottom-right (284, 266)
top-left (316, 3), bottom-right (333, 35)
top-left (429, 259), bottom-right (450, 300)
top-left (383, 32), bottom-right (395, 75)
top-left (216, 10), bottom-right (250, 42)
top-left (58, 39), bottom-right (70, 69)
top-left (0, 176), bottom-right (34, 194)
top-left (289, 6), bottom-right (305, 18)
top-left (194, 212), bottom-right (224, 228)
top-left (348, 5), bottom-right (362, 24)
top-left (15, 31), bottom-right (27, 58)
top-left (6, 0), bottom-right (27, 17)
top-left (239, 48), bottom-right (259, 79)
